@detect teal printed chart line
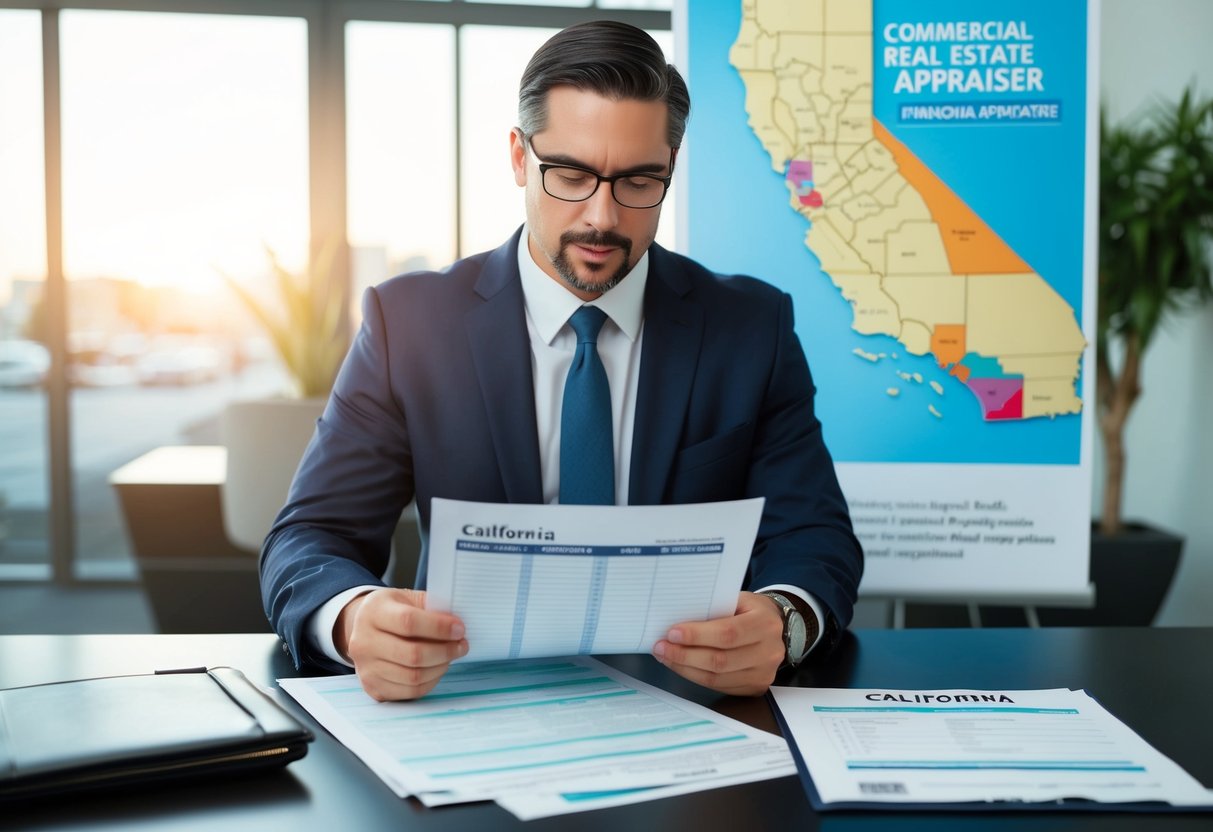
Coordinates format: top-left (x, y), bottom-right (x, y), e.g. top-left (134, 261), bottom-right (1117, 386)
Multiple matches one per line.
top-left (443, 660), bottom-right (585, 679)
top-left (367, 689), bottom-right (637, 723)
top-left (561, 787), bottom-right (658, 802)
top-left (815, 706), bottom-right (1080, 714)
top-left (399, 720), bottom-right (712, 764)
top-left (317, 669), bottom-right (596, 698)
top-left (429, 734), bottom-right (748, 779)
top-left (848, 761), bottom-right (1146, 772)
top-left (420, 675), bottom-right (616, 702)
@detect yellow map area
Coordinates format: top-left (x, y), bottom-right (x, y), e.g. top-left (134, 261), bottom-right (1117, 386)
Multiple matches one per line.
top-left (729, 0), bottom-right (1085, 420)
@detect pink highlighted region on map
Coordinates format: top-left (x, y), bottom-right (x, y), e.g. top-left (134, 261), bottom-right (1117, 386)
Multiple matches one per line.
top-left (786, 160), bottom-right (823, 208)
top-left (965, 378), bottom-right (1024, 420)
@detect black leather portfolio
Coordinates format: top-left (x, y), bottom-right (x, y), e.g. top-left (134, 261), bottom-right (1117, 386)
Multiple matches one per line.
top-left (0, 666), bottom-right (313, 802)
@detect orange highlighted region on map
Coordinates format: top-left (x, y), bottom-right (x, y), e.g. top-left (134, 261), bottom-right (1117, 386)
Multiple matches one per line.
top-left (873, 119), bottom-right (1031, 275)
top-left (931, 324), bottom-right (966, 366)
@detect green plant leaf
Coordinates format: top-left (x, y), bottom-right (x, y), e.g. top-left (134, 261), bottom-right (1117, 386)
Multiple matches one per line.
top-left (221, 239), bottom-right (351, 398)
top-left (1097, 84), bottom-right (1213, 530)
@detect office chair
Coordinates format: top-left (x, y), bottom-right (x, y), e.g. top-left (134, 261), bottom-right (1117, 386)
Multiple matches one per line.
top-left (221, 398), bottom-right (323, 552)
top-left (221, 398), bottom-right (422, 589)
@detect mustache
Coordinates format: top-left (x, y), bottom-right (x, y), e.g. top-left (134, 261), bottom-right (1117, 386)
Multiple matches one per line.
top-left (560, 230), bottom-right (631, 249)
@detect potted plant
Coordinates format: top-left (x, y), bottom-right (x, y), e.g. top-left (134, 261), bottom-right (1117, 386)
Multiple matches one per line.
top-left (220, 241), bottom-right (351, 551)
top-left (1046, 87), bottom-right (1213, 626)
top-left (221, 243), bottom-right (422, 586)
top-left (1098, 86), bottom-right (1213, 534)
top-left (119, 243), bottom-right (354, 632)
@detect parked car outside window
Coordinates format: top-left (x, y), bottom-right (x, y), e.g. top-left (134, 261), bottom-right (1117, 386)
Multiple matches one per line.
top-left (0, 340), bottom-right (51, 388)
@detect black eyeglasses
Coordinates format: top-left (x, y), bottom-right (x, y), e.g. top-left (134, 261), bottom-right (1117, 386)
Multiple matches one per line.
top-left (524, 137), bottom-right (674, 209)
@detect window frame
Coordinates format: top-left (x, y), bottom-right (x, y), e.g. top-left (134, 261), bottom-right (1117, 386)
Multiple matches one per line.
top-left (0, 0), bottom-right (670, 584)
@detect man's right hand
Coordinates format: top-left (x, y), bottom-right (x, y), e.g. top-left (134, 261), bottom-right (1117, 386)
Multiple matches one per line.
top-left (334, 588), bottom-right (468, 701)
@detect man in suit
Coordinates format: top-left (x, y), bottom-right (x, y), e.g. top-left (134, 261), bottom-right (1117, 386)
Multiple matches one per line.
top-left (261, 21), bottom-right (862, 701)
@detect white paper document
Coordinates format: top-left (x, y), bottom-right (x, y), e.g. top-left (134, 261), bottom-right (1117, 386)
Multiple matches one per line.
top-left (769, 686), bottom-right (1213, 809)
top-left (279, 657), bottom-right (795, 820)
top-left (425, 497), bottom-right (764, 662)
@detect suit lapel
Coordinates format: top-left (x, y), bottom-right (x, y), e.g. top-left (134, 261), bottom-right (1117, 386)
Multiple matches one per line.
top-left (629, 246), bottom-right (704, 505)
top-left (465, 231), bottom-right (544, 504)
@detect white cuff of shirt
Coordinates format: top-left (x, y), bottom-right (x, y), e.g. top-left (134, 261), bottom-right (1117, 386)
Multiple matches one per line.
top-left (307, 584), bottom-right (383, 668)
top-left (754, 584), bottom-right (827, 656)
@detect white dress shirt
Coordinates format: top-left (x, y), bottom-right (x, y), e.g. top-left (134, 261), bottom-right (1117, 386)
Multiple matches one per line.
top-left (517, 234), bottom-right (645, 506)
top-left (309, 230), bottom-right (824, 664)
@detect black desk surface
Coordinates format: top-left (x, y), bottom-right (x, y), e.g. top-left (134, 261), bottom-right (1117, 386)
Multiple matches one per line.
top-left (4, 628), bottom-right (1210, 831)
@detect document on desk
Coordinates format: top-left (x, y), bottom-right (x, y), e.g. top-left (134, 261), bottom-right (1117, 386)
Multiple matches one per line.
top-left (425, 497), bottom-right (764, 662)
top-left (279, 657), bottom-right (795, 820)
top-left (769, 686), bottom-right (1213, 811)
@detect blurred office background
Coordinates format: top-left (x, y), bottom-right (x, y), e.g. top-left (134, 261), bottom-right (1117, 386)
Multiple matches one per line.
top-left (0, 0), bottom-right (1209, 633)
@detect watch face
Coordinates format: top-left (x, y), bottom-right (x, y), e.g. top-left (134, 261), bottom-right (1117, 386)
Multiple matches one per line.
top-left (787, 612), bottom-right (808, 659)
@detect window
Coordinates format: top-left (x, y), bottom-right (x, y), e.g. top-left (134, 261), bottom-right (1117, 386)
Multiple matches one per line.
top-left (347, 21), bottom-right (456, 303)
top-left (60, 10), bottom-right (308, 577)
top-left (0, 10), bottom-right (50, 577)
top-left (459, 25), bottom-right (560, 255)
top-left (0, 1), bottom-right (671, 583)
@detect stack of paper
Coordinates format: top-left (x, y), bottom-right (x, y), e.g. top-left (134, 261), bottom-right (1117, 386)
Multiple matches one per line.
top-left (280, 657), bottom-right (795, 820)
top-left (769, 686), bottom-right (1213, 811)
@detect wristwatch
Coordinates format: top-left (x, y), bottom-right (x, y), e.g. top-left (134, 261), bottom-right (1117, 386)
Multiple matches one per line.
top-left (761, 591), bottom-right (811, 668)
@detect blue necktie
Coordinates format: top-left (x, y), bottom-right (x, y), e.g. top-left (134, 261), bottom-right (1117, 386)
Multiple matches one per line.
top-left (560, 306), bottom-right (614, 505)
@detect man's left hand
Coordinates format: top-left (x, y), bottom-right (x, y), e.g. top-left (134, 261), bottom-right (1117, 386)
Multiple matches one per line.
top-left (652, 591), bottom-right (785, 696)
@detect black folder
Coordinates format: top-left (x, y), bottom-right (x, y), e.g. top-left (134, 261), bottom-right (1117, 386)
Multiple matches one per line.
top-left (0, 666), bottom-right (313, 802)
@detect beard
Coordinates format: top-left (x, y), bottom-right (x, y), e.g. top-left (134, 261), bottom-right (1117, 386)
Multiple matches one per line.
top-left (552, 230), bottom-right (633, 295)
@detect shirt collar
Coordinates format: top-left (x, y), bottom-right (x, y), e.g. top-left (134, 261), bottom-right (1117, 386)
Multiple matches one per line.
top-left (516, 226), bottom-right (647, 345)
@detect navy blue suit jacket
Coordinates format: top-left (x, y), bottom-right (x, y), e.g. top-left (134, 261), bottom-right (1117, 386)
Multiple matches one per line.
top-left (261, 229), bottom-right (862, 672)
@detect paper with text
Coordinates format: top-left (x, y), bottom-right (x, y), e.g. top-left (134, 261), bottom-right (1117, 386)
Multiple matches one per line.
top-left (279, 657), bottom-right (794, 819)
top-left (770, 686), bottom-right (1213, 808)
top-left (426, 498), bottom-right (764, 662)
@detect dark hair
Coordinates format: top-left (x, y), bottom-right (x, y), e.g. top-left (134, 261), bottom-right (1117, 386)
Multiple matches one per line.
top-left (517, 20), bottom-right (691, 148)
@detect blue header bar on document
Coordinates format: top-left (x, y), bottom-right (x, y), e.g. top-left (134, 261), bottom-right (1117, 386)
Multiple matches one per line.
top-left (454, 541), bottom-right (726, 556)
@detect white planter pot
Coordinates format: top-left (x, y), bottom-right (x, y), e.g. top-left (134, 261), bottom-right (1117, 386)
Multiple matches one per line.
top-left (220, 397), bottom-right (326, 552)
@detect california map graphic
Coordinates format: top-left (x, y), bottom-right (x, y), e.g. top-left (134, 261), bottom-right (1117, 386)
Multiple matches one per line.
top-left (729, 0), bottom-right (1085, 422)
